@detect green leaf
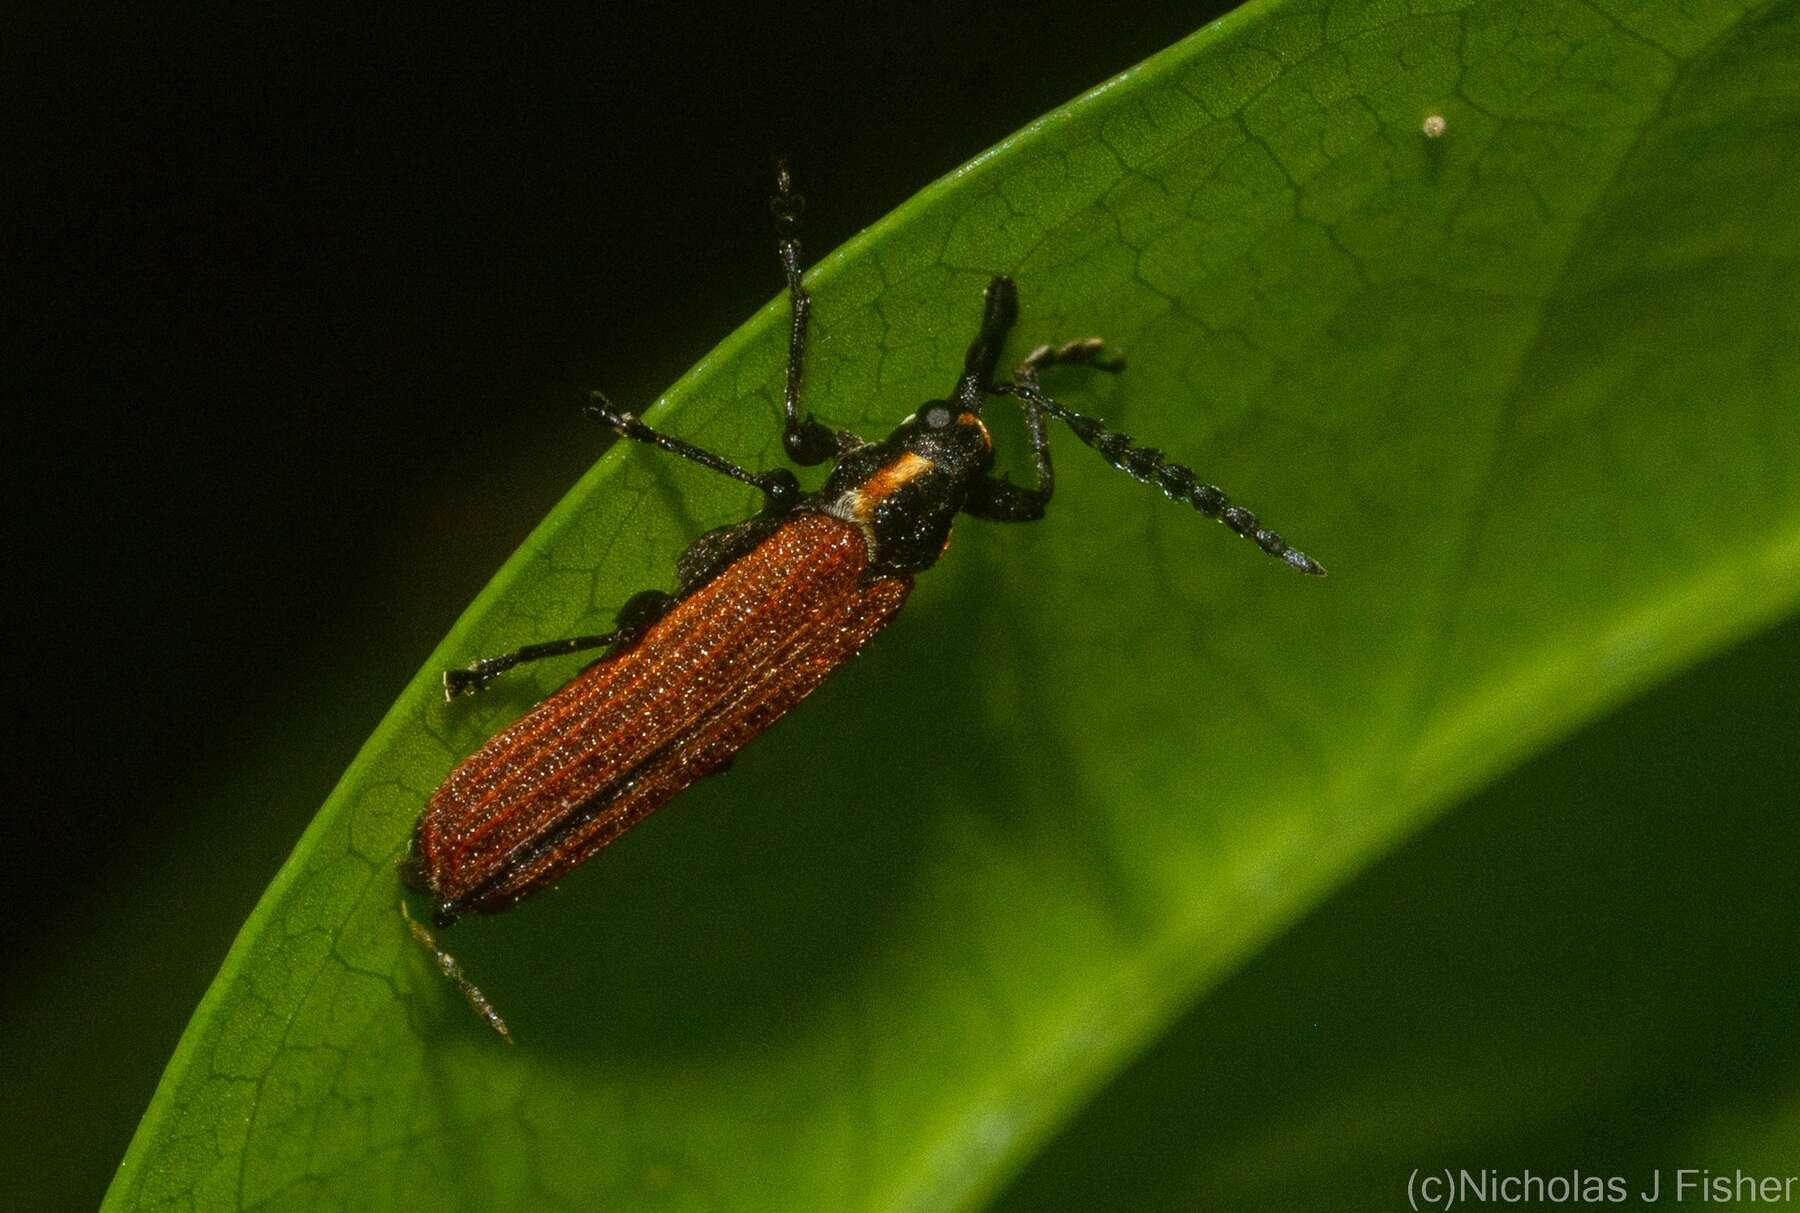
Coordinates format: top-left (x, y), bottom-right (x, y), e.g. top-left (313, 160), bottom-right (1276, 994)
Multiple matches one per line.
top-left (109, 1), bottom-right (1800, 1209)
top-left (994, 610), bottom-right (1800, 1210)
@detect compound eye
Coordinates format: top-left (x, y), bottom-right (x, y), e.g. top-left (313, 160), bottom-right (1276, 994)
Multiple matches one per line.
top-left (921, 404), bottom-right (953, 430)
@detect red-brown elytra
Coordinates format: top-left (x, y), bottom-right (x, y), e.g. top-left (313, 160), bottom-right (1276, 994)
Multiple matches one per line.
top-left (400, 166), bottom-right (1326, 1039)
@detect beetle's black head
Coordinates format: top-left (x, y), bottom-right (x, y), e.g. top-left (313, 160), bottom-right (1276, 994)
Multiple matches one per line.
top-left (816, 275), bottom-right (1022, 576)
top-left (884, 396), bottom-right (995, 479)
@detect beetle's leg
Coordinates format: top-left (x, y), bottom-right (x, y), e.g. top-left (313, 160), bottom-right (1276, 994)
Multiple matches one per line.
top-left (442, 587), bottom-right (680, 700)
top-left (586, 393), bottom-right (802, 512)
top-left (965, 396), bottom-right (1054, 521)
top-left (1015, 335), bottom-right (1126, 379)
top-left (965, 331), bottom-right (1125, 522)
top-left (442, 632), bottom-right (618, 699)
top-left (956, 276), bottom-right (1045, 520)
top-left (953, 275), bottom-right (1021, 409)
top-left (771, 162), bottom-right (862, 466)
top-left (964, 469), bottom-right (1051, 521)
top-left (994, 380), bottom-right (1327, 576)
top-left (456, 384), bottom-right (769, 701)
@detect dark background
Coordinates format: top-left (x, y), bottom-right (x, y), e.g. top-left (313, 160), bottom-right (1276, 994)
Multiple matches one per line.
top-left (5, 3), bottom-right (1235, 1205)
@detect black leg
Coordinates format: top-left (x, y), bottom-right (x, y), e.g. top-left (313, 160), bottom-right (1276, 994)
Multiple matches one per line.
top-left (993, 381), bottom-right (1327, 577)
top-left (953, 275), bottom-right (1022, 410)
top-left (965, 472), bottom-right (1050, 522)
top-left (965, 327), bottom-right (1126, 523)
top-left (442, 588), bottom-right (679, 700)
top-left (443, 632), bottom-right (618, 699)
top-left (586, 393), bottom-right (801, 511)
top-left (771, 162), bottom-right (861, 466)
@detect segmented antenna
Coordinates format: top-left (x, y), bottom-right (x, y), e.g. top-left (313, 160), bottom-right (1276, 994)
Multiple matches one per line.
top-left (997, 382), bottom-right (1326, 576)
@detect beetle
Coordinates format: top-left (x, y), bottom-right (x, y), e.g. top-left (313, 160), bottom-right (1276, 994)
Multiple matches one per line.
top-left (401, 166), bottom-right (1324, 1038)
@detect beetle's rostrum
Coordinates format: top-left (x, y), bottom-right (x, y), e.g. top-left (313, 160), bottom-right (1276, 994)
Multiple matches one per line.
top-left (402, 165), bottom-right (1325, 1039)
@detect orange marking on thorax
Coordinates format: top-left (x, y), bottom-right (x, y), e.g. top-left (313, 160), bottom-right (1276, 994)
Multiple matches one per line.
top-left (853, 451), bottom-right (935, 521)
